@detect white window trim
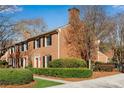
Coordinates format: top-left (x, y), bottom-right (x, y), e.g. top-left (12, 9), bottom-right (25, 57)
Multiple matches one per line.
top-left (9, 48), bottom-right (11, 54)
top-left (45, 36), bottom-right (47, 47)
top-left (58, 29), bottom-right (61, 59)
top-left (35, 40), bottom-right (37, 49)
top-left (34, 39), bottom-right (41, 49)
top-left (45, 56), bottom-right (47, 68)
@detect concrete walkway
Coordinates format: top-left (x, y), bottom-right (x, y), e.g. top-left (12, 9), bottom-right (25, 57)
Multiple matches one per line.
top-left (34, 76), bottom-right (72, 84)
top-left (48, 73), bottom-right (124, 88)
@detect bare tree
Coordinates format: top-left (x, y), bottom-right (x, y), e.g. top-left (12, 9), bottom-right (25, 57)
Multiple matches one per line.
top-left (80, 6), bottom-right (117, 64)
top-left (66, 6), bottom-right (117, 69)
top-left (13, 18), bottom-right (47, 42)
top-left (112, 13), bottom-right (124, 63)
top-left (0, 6), bottom-right (16, 50)
top-left (80, 6), bottom-right (116, 42)
top-left (12, 18), bottom-right (47, 67)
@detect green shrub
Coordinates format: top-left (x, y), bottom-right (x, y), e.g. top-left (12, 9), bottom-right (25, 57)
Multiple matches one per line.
top-left (0, 60), bottom-right (8, 68)
top-left (26, 62), bottom-right (33, 69)
top-left (48, 58), bottom-right (86, 68)
top-left (0, 69), bottom-right (33, 85)
top-left (30, 68), bottom-right (92, 78)
top-left (95, 61), bottom-right (103, 65)
top-left (93, 62), bottom-right (114, 72)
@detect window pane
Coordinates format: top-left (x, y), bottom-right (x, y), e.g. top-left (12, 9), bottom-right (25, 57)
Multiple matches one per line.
top-left (37, 39), bottom-right (41, 48)
top-left (47, 55), bottom-right (52, 63)
top-left (47, 35), bottom-right (52, 46)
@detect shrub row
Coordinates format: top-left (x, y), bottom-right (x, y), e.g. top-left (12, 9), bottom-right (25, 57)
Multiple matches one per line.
top-left (30, 68), bottom-right (92, 78)
top-left (0, 69), bottom-right (33, 85)
top-left (93, 62), bottom-right (114, 72)
top-left (48, 58), bottom-right (86, 68)
top-left (95, 61), bottom-right (115, 65)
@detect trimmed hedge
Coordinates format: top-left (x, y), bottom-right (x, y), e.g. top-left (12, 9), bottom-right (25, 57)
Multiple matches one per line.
top-left (30, 68), bottom-right (92, 78)
top-left (0, 69), bottom-right (33, 85)
top-left (48, 58), bottom-right (86, 68)
top-left (93, 62), bottom-right (114, 72)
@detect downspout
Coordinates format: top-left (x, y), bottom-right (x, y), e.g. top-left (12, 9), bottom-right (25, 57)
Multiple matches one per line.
top-left (57, 29), bottom-right (61, 59)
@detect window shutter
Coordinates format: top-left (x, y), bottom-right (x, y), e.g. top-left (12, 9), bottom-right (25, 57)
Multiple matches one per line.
top-left (43, 56), bottom-right (45, 62)
top-left (37, 39), bottom-right (41, 48)
top-left (43, 56), bottom-right (45, 67)
top-left (50, 55), bottom-right (52, 61)
top-left (50, 35), bottom-right (52, 45)
top-left (43, 37), bottom-right (45, 47)
top-left (21, 44), bottom-right (24, 51)
top-left (33, 40), bottom-right (35, 49)
top-left (36, 40), bottom-right (38, 48)
top-left (26, 42), bottom-right (28, 50)
top-left (39, 39), bottom-right (41, 47)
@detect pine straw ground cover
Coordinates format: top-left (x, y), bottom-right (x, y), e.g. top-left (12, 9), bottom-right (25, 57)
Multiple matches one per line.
top-left (34, 71), bottom-right (120, 82)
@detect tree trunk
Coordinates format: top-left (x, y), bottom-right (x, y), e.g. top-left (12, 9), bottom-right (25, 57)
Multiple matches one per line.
top-left (88, 59), bottom-right (91, 70)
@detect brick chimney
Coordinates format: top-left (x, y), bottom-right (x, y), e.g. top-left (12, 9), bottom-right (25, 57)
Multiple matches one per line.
top-left (68, 8), bottom-right (80, 24)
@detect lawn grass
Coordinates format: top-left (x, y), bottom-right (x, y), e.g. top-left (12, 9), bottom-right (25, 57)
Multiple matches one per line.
top-left (33, 78), bottom-right (63, 88)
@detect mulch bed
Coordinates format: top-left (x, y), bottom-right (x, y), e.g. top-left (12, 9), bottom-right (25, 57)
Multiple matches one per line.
top-left (34, 71), bottom-right (120, 82)
top-left (0, 80), bottom-right (36, 88)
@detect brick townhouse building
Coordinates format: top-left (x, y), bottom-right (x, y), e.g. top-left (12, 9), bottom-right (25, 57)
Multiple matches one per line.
top-left (0, 8), bottom-right (111, 68)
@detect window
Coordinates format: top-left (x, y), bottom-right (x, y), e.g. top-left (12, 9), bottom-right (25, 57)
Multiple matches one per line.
top-left (42, 55), bottom-right (52, 68)
top-left (12, 47), bottom-right (15, 53)
top-left (10, 47), bottom-right (15, 53)
top-left (21, 42), bottom-right (28, 51)
top-left (46, 55), bottom-right (52, 63)
top-left (46, 35), bottom-right (52, 46)
top-left (34, 38), bottom-right (41, 49)
top-left (37, 39), bottom-right (41, 48)
top-left (24, 43), bottom-right (28, 51)
top-left (21, 44), bottom-right (24, 51)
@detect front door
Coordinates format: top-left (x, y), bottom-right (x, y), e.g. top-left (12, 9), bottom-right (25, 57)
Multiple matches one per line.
top-left (42, 55), bottom-right (52, 68)
top-left (34, 56), bottom-right (41, 68)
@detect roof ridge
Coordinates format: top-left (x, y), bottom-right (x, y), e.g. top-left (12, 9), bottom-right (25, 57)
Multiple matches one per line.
top-left (0, 24), bottom-right (68, 50)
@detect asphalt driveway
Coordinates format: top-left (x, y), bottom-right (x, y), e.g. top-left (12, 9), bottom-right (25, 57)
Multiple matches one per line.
top-left (49, 73), bottom-right (124, 88)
